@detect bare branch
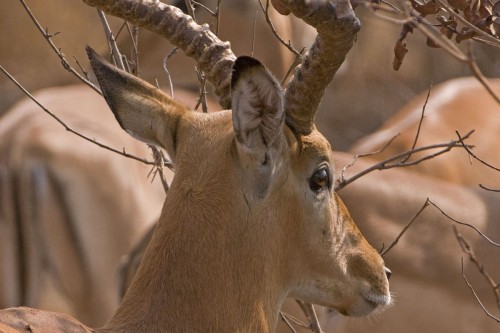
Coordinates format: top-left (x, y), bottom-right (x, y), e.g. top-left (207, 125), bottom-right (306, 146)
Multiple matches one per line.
top-left (279, 311), bottom-right (310, 330)
top-left (162, 48), bottom-right (179, 98)
top-left (279, 312), bottom-right (300, 333)
top-left (148, 145), bottom-right (171, 193)
top-left (0, 65), bottom-right (173, 170)
top-left (336, 130), bottom-right (474, 191)
top-left (296, 300), bottom-right (324, 333)
top-left (18, 0), bottom-right (101, 94)
top-left (339, 133), bottom-right (400, 184)
top-left (381, 199), bottom-right (430, 256)
top-left (454, 227), bottom-right (500, 311)
top-left (428, 200), bottom-right (500, 248)
top-left (82, 0), bottom-right (236, 108)
top-left (465, 44), bottom-right (500, 104)
top-left (456, 131), bottom-right (500, 173)
top-left (460, 258), bottom-right (500, 323)
top-left (258, 0), bottom-right (302, 57)
top-left (479, 184), bottom-right (500, 193)
top-left (401, 82), bottom-right (432, 162)
top-left (97, 10), bottom-right (126, 70)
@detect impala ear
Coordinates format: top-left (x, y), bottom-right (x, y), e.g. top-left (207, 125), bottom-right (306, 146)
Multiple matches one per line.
top-left (86, 46), bottom-right (186, 160)
top-left (231, 56), bottom-right (284, 154)
top-left (231, 56), bottom-right (285, 197)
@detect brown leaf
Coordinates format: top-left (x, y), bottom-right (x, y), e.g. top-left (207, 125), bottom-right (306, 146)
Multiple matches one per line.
top-left (393, 40), bottom-right (409, 71)
top-left (412, 0), bottom-right (441, 15)
top-left (271, 0), bottom-right (291, 15)
top-left (456, 27), bottom-right (476, 42)
top-left (491, 1), bottom-right (500, 36)
top-left (437, 15), bottom-right (457, 39)
top-left (464, 0), bottom-right (492, 25)
top-left (447, 0), bottom-right (471, 11)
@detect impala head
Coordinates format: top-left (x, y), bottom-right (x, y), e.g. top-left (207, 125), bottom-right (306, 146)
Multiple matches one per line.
top-left (87, 47), bottom-right (390, 318)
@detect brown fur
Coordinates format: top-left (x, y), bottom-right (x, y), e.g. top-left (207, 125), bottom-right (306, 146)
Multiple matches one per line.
top-left (0, 54), bottom-right (390, 332)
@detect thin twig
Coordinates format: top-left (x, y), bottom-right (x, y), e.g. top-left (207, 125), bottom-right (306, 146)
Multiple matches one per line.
top-left (381, 199), bottom-right (430, 256)
top-left (194, 67), bottom-right (208, 113)
top-left (336, 130), bottom-right (474, 191)
top-left (163, 48), bottom-right (179, 98)
top-left (191, 0), bottom-right (217, 16)
top-left (479, 184), bottom-right (500, 193)
top-left (252, 10), bottom-right (258, 57)
top-left (466, 44), bottom-right (500, 104)
top-left (148, 145), bottom-right (171, 193)
top-left (401, 82), bottom-right (432, 162)
top-left (0, 65), bottom-right (175, 169)
top-left (428, 199), bottom-right (500, 248)
top-left (279, 312), bottom-right (299, 333)
top-left (296, 300), bottom-right (324, 333)
top-left (456, 131), bottom-right (500, 173)
top-left (97, 10), bottom-right (126, 70)
top-left (126, 22), bottom-right (140, 76)
top-left (460, 259), bottom-right (500, 323)
top-left (454, 226), bottom-right (500, 309)
top-left (340, 133), bottom-right (400, 183)
top-left (18, 0), bottom-right (101, 94)
top-left (279, 311), bottom-right (311, 329)
top-left (214, 0), bottom-right (222, 36)
top-left (258, 0), bottom-right (302, 57)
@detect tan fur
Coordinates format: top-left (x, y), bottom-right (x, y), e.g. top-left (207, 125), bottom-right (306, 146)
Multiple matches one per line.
top-left (0, 55), bottom-right (390, 332)
top-left (105, 77), bottom-right (500, 333)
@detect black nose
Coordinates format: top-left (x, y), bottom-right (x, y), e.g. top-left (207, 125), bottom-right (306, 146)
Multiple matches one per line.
top-left (384, 267), bottom-right (392, 280)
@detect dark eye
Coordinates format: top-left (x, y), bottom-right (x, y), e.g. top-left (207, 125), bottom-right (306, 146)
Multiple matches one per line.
top-left (309, 167), bottom-right (331, 192)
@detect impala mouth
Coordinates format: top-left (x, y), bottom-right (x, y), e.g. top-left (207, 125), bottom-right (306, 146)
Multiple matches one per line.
top-left (361, 290), bottom-right (392, 310)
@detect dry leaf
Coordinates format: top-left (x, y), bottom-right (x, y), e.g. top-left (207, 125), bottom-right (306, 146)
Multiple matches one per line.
top-left (447, 0), bottom-right (471, 11)
top-left (271, 0), bottom-right (291, 15)
top-left (412, 0), bottom-right (441, 15)
top-left (393, 40), bottom-right (409, 70)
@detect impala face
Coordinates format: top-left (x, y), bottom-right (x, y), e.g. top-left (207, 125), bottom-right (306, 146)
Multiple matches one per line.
top-left (280, 130), bottom-right (392, 316)
top-left (88, 48), bottom-right (391, 320)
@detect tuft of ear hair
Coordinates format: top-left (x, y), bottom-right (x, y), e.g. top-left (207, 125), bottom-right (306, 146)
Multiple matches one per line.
top-left (230, 56), bottom-right (284, 149)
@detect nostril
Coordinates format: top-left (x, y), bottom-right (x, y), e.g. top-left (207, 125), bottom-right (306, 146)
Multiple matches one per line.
top-left (384, 267), bottom-right (392, 280)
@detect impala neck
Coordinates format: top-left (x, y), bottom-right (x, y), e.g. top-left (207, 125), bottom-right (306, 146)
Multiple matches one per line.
top-left (100, 169), bottom-right (290, 333)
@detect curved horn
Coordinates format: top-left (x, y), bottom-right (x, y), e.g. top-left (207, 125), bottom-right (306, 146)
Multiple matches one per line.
top-left (83, 0), bottom-right (360, 135)
top-left (82, 0), bottom-right (235, 109)
top-left (278, 0), bottom-right (360, 135)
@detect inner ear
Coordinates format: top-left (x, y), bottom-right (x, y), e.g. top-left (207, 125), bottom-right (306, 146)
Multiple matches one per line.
top-left (231, 56), bottom-right (284, 152)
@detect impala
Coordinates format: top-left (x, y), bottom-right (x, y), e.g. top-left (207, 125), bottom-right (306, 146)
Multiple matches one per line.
top-left (117, 77), bottom-right (500, 333)
top-left (0, 0), bottom-right (391, 332)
